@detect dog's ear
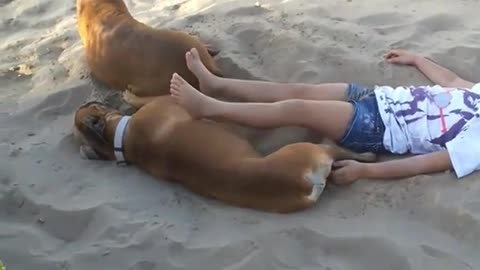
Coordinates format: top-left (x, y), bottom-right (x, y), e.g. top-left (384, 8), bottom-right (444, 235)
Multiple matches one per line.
top-left (82, 115), bottom-right (108, 146)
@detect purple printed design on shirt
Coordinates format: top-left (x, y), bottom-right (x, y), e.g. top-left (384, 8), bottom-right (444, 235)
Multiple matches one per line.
top-left (459, 88), bottom-right (480, 111)
top-left (384, 87), bottom-right (480, 147)
top-left (430, 118), bottom-right (470, 146)
top-left (384, 87), bottom-right (430, 117)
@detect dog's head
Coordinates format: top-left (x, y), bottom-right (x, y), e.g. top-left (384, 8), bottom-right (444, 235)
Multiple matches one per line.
top-left (73, 101), bottom-right (122, 160)
top-left (77, 0), bottom-right (130, 17)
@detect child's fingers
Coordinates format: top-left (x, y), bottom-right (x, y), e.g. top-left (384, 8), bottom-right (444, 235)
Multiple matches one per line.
top-left (385, 51), bottom-right (399, 59)
top-left (329, 168), bottom-right (341, 178)
top-left (333, 160), bottom-right (349, 168)
top-left (330, 169), bottom-right (349, 184)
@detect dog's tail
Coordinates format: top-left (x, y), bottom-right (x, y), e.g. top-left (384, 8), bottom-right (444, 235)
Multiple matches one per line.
top-left (207, 46), bottom-right (220, 57)
top-left (203, 55), bottom-right (223, 78)
top-left (196, 43), bottom-right (224, 78)
top-left (322, 139), bottom-right (377, 162)
top-left (209, 64), bottom-right (224, 78)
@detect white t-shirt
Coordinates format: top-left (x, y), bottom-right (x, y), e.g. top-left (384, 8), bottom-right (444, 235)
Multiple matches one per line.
top-left (374, 84), bottom-right (480, 178)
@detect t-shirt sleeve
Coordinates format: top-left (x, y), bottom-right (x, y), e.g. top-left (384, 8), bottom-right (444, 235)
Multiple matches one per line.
top-left (445, 118), bottom-right (480, 178)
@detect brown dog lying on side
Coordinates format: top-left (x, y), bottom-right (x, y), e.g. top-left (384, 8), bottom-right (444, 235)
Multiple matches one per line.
top-left (76, 0), bottom-right (222, 97)
top-left (72, 96), bottom-right (376, 213)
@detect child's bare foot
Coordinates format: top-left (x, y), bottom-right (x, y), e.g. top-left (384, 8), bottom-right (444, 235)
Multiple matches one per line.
top-left (186, 48), bottom-right (222, 95)
top-left (170, 73), bottom-right (217, 118)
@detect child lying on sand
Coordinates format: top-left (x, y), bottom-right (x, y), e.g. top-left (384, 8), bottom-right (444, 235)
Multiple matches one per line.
top-left (169, 48), bottom-right (479, 184)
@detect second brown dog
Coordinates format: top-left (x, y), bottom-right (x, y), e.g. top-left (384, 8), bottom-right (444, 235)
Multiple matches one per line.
top-left (76, 0), bottom-right (222, 97)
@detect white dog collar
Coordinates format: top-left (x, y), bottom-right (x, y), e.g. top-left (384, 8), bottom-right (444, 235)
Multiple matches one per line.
top-left (114, 116), bottom-right (131, 165)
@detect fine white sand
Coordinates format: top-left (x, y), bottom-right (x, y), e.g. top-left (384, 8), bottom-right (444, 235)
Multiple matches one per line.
top-left (1, 0), bottom-right (480, 269)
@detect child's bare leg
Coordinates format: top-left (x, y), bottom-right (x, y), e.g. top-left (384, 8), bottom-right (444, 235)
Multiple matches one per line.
top-left (170, 74), bottom-right (353, 141)
top-left (186, 48), bottom-right (348, 102)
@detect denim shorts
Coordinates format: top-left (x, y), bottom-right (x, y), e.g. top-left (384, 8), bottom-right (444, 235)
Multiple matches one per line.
top-left (338, 84), bottom-right (387, 153)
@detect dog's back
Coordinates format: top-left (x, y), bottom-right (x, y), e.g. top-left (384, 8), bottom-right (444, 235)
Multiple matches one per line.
top-left (128, 96), bottom-right (258, 172)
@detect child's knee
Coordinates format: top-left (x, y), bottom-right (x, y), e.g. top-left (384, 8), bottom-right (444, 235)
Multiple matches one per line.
top-left (279, 99), bottom-right (309, 114)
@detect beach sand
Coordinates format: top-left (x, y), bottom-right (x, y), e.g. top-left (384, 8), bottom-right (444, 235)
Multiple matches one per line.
top-left (1, 0), bottom-right (480, 269)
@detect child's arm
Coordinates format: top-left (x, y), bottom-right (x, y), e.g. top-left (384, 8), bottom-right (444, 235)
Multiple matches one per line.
top-left (364, 150), bottom-right (452, 179)
top-left (414, 56), bottom-right (474, 88)
top-left (385, 49), bottom-right (475, 88)
top-left (331, 150), bottom-right (452, 184)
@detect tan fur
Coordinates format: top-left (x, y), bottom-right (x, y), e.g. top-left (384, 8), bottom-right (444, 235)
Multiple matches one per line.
top-left (76, 0), bottom-right (222, 97)
top-left (73, 97), bottom-right (376, 213)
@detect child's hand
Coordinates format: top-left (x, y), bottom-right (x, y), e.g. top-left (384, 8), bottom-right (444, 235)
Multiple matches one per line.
top-left (384, 49), bottom-right (419, 65)
top-left (330, 160), bottom-right (368, 185)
